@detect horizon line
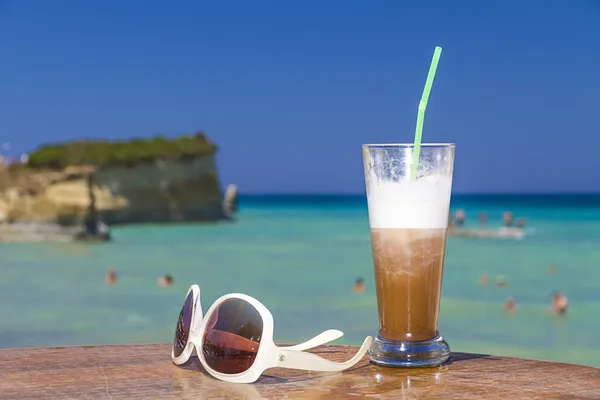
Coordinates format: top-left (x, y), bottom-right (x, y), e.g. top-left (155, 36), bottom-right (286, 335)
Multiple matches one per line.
top-left (236, 191), bottom-right (600, 196)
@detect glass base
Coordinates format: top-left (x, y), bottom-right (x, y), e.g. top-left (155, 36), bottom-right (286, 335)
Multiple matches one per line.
top-left (369, 334), bottom-right (450, 368)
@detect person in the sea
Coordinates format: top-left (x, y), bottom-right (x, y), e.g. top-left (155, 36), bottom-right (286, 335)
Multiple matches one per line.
top-left (496, 275), bottom-right (506, 288)
top-left (515, 218), bottom-right (526, 229)
top-left (158, 274), bottom-right (173, 287)
top-left (503, 211), bottom-right (514, 228)
top-left (479, 212), bottom-right (487, 228)
top-left (455, 209), bottom-right (466, 227)
top-left (550, 291), bottom-right (568, 315)
top-left (353, 277), bottom-right (365, 293)
top-left (549, 265), bottom-right (557, 274)
top-left (480, 274), bottom-right (489, 286)
top-left (105, 269), bottom-right (117, 285)
top-left (504, 297), bottom-right (517, 313)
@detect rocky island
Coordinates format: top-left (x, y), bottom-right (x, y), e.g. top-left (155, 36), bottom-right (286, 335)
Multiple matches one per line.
top-left (0, 132), bottom-right (237, 242)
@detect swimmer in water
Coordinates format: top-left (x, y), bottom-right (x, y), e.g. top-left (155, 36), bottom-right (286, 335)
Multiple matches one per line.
top-left (158, 274), bottom-right (173, 287)
top-left (515, 218), bottom-right (526, 229)
top-left (496, 275), bottom-right (506, 288)
top-left (480, 274), bottom-right (490, 286)
top-left (504, 297), bottom-right (517, 313)
top-left (479, 212), bottom-right (488, 228)
top-left (105, 269), bottom-right (117, 285)
top-left (503, 211), bottom-right (514, 228)
top-left (549, 265), bottom-right (557, 274)
top-left (353, 278), bottom-right (365, 293)
top-left (550, 291), bottom-right (568, 316)
top-left (455, 209), bottom-right (466, 227)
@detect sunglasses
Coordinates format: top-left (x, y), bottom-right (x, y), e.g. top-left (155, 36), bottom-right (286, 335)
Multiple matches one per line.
top-left (171, 284), bottom-right (373, 384)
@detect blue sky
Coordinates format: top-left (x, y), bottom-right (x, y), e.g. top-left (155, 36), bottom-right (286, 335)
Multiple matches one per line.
top-left (1, 0), bottom-right (599, 193)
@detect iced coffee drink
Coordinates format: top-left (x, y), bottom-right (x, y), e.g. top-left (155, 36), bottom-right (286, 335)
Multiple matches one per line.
top-left (363, 144), bottom-right (454, 367)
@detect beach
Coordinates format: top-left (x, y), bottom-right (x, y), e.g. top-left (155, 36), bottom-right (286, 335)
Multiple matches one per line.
top-left (1, 194), bottom-right (599, 367)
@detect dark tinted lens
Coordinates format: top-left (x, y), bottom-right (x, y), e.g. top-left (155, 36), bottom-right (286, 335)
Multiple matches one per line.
top-left (202, 298), bottom-right (263, 374)
top-left (173, 291), bottom-right (194, 358)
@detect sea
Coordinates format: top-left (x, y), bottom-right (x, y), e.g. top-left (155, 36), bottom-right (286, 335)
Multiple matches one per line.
top-left (1, 194), bottom-right (599, 368)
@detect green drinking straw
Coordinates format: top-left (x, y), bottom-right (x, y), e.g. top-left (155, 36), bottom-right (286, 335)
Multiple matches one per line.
top-left (410, 46), bottom-right (443, 180)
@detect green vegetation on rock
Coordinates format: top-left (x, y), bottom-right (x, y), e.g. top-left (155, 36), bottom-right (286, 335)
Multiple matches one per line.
top-left (26, 132), bottom-right (217, 169)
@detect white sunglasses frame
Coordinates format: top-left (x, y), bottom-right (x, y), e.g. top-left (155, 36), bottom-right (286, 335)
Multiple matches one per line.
top-left (171, 284), bottom-right (373, 384)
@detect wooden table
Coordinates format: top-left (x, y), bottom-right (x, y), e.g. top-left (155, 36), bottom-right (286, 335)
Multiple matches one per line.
top-left (1, 344), bottom-right (599, 399)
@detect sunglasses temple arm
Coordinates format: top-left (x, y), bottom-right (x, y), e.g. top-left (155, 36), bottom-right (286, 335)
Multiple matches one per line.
top-left (276, 336), bottom-right (373, 372)
top-left (283, 329), bottom-right (344, 351)
top-left (195, 288), bottom-right (203, 320)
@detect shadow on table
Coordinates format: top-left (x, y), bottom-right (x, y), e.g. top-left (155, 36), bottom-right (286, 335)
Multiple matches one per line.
top-left (176, 349), bottom-right (502, 397)
top-left (179, 350), bottom-right (501, 383)
top-left (445, 351), bottom-right (501, 365)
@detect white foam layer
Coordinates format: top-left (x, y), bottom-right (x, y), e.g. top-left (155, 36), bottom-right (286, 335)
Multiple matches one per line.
top-left (367, 175), bottom-right (453, 229)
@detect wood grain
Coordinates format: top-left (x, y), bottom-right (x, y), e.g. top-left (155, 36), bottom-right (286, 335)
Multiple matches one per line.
top-left (1, 344), bottom-right (599, 399)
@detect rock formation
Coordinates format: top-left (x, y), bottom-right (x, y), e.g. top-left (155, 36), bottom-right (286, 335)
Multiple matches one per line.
top-left (0, 133), bottom-right (234, 229)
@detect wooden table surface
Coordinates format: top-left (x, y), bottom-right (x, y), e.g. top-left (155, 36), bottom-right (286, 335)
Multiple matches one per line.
top-left (1, 344), bottom-right (599, 400)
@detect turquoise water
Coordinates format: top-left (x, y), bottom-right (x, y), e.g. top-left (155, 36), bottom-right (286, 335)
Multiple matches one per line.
top-left (1, 194), bottom-right (599, 367)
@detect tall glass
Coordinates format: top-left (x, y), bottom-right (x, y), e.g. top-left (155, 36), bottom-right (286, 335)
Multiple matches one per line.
top-left (363, 143), bottom-right (454, 367)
